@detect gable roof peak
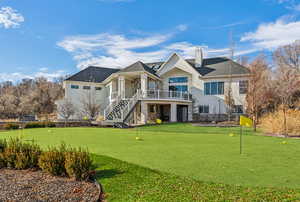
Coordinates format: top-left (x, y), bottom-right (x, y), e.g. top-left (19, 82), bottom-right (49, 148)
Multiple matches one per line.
top-left (119, 60), bottom-right (158, 76)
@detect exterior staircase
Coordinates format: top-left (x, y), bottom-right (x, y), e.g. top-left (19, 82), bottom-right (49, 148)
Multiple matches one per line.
top-left (104, 91), bottom-right (141, 128)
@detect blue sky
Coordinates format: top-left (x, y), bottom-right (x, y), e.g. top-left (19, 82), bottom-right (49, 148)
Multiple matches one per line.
top-left (0, 0), bottom-right (299, 82)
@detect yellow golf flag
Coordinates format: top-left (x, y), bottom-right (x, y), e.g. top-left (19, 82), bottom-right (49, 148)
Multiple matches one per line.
top-left (239, 115), bottom-right (253, 127)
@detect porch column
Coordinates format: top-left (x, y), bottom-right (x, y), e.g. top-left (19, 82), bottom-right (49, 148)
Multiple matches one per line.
top-left (170, 103), bottom-right (177, 122)
top-left (106, 82), bottom-right (113, 102)
top-left (141, 102), bottom-right (148, 124)
top-left (118, 76), bottom-right (125, 99)
top-left (188, 104), bottom-right (193, 121)
top-left (140, 73), bottom-right (148, 97)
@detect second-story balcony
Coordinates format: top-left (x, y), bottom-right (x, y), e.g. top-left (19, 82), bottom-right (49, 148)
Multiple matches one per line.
top-left (141, 90), bottom-right (192, 102)
top-left (109, 89), bottom-right (192, 104)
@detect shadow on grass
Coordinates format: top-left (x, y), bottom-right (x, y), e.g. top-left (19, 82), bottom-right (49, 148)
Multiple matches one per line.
top-left (95, 169), bottom-right (124, 179)
top-left (91, 154), bottom-right (125, 180)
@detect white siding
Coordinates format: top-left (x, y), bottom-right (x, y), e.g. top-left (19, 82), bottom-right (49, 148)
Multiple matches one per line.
top-left (62, 81), bottom-right (108, 119)
top-left (158, 53), bottom-right (248, 115)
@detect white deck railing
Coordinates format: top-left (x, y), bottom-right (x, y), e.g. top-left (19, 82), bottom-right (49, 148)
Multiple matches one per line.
top-left (121, 90), bottom-right (141, 121)
top-left (141, 90), bottom-right (191, 101)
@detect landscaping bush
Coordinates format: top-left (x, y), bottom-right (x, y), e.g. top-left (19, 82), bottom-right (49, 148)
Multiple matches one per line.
top-left (4, 123), bottom-right (19, 130)
top-left (0, 138), bottom-right (94, 181)
top-left (15, 144), bottom-right (41, 169)
top-left (65, 148), bottom-right (92, 180)
top-left (260, 109), bottom-right (300, 136)
top-left (38, 144), bottom-right (67, 176)
top-left (0, 140), bottom-right (6, 168)
top-left (2, 138), bottom-right (41, 169)
top-left (24, 122), bottom-right (56, 129)
top-left (0, 139), bottom-right (7, 152)
top-left (24, 122), bottom-right (45, 128)
top-left (0, 153), bottom-right (5, 168)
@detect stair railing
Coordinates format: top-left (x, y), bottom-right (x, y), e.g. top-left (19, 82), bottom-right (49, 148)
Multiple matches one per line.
top-left (121, 90), bottom-right (141, 121)
top-left (104, 94), bottom-right (121, 120)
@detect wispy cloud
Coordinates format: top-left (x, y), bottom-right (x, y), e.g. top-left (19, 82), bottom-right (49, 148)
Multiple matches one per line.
top-left (58, 27), bottom-right (238, 69)
top-left (199, 21), bottom-right (247, 30)
top-left (0, 69), bottom-right (66, 82)
top-left (176, 24), bottom-right (188, 31)
top-left (272, 0), bottom-right (300, 11)
top-left (0, 7), bottom-right (24, 29)
top-left (241, 17), bottom-right (300, 49)
top-left (58, 32), bottom-right (173, 68)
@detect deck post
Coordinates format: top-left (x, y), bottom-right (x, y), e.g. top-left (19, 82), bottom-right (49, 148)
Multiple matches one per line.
top-left (141, 102), bottom-right (148, 124)
top-left (170, 103), bottom-right (177, 122)
top-left (118, 76), bottom-right (125, 99)
top-left (140, 73), bottom-right (148, 99)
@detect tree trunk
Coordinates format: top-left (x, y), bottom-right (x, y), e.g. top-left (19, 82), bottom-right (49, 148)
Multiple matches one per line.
top-left (283, 106), bottom-right (287, 137)
top-left (253, 113), bottom-right (257, 132)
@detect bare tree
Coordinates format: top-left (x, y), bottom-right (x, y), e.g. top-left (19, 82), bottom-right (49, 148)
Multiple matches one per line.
top-left (57, 99), bottom-right (76, 125)
top-left (0, 77), bottom-right (65, 121)
top-left (225, 31), bottom-right (235, 121)
top-left (273, 40), bottom-right (300, 70)
top-left (246, 55), bottom-right (272, 131)
top-left (80, 92), bottom-right (101, 121)
top-left (31, 77), bottom-right (64, 120)
top-left (224, 84), bottom-right (235, 121)
top-left (274, 67), bottom-right (300, 136)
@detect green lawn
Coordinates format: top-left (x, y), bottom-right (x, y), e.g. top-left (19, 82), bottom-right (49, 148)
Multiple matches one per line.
top-left (1, 123), bottom-right (300, 201)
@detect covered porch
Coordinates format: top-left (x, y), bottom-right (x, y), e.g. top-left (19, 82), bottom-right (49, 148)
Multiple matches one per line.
top-left (131, 101), bottom-right (193, 125)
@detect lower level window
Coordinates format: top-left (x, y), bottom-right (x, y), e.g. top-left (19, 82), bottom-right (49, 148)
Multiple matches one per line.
top-left (71, 85), bottom-right (79, 89)
top-left (169, 85), bottom-right (188, 92)
top-left (95, 87), bottom-right (102, 91)
top-left (199, 105), bottom-right (209, 113)
top-left (232, 105), bottom-right (243, 113)
top-left (149, 105), bottom-right (155, 113)
top-left (83, 86), bottom-right (91, 90)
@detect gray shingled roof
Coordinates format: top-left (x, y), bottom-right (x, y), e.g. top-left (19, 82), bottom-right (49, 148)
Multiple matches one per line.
top-left (66, 57), bottom-right (249, 83)
top-left (119, 61), bottom-right (158, 76)
top-left (145, 61), bottom-right (164, 71)
top-left (66, 66), bottom-right (119, 83)
top-left (185, 57), bottom-right (250, 77)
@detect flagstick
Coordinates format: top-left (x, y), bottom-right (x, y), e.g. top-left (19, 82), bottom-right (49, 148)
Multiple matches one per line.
top-left (240, 125), bottom-right (243, 155)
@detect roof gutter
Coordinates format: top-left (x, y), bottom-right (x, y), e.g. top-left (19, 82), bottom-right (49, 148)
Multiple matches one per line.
top-left (200, 73), bottom-right (251, 80)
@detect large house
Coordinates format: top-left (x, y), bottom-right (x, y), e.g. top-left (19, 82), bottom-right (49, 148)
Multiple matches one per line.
top-left (58, 48), bottom-right (250, 127)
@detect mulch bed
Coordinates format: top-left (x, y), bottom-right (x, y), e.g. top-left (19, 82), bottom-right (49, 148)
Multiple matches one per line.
top-left (0, 169), bottom-right (99, 202)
